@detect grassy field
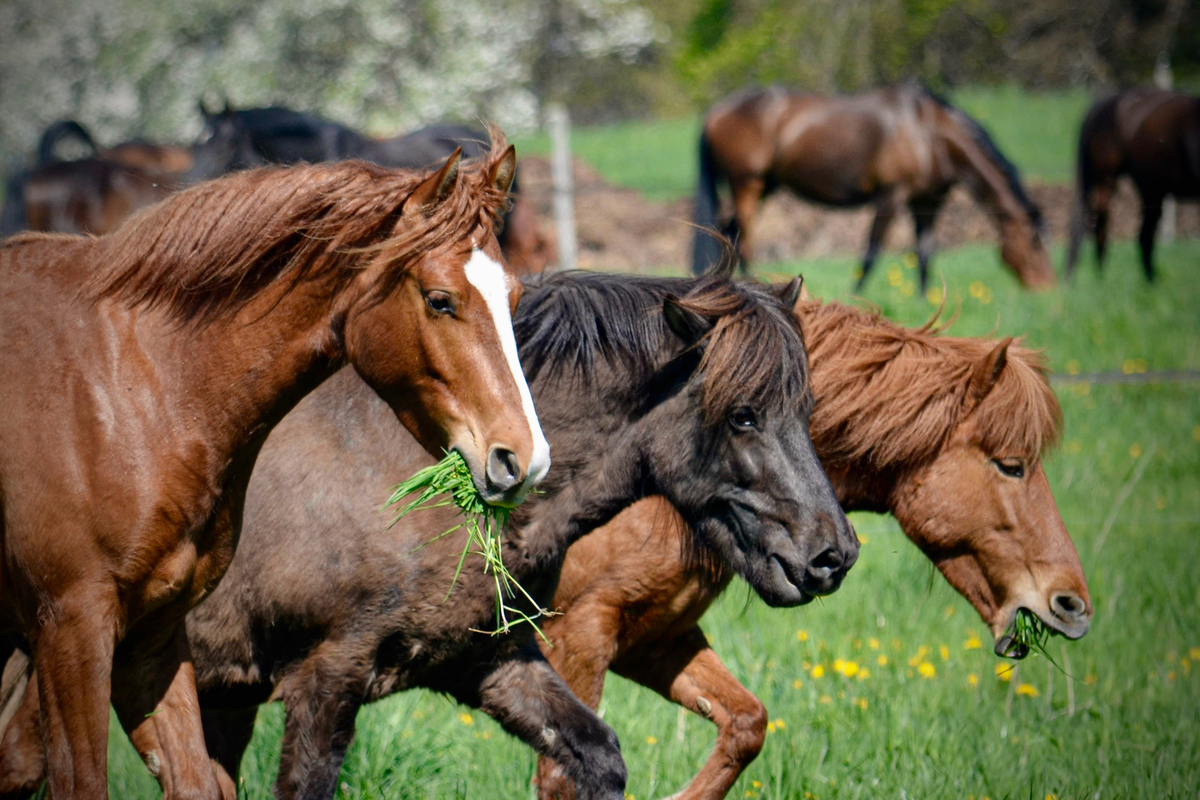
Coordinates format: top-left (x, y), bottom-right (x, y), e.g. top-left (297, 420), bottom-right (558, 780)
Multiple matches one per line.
top-left (98, 236), bottom-right (1200, 799)
top-left (512, 86), bottom-right (1095, 201)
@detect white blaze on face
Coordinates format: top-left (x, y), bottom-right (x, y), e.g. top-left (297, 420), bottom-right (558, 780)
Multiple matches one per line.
top-left (463, 248), bottom-right (551, 488)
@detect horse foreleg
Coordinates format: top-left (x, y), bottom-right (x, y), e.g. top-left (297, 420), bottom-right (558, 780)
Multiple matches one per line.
top-left (201, 707), bottom-right (257, 800)
top-left (730, 178), bottom-right (765, 274)
top-left (610, 626), bottom-right (765, 800)
top-left (272, 640), bottom-right (371, 800)
top-left (477, 644), bottom-right (624, 800)
top-left (1138, 194), bottom-right (1163, 282)
top-left (0, 655), bottom-right (46, 799)
top-left (111, 624), bottom-right (221, 800)
top-left (857, 196), bottom-right (897, 292)
top-left (33, 589), bottom-right (118, 799)
top-left (910, 197), bottom-right (943, 294)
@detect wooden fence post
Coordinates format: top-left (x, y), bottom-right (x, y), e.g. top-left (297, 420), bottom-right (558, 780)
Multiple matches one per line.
top-left (547, 103), bottom-right (577, 271)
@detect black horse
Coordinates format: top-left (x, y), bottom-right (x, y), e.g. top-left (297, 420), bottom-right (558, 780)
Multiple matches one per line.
top-left (2, 121), bottom-right (100, 235)
top-left (1067, 87), bottom-right (1200, 281)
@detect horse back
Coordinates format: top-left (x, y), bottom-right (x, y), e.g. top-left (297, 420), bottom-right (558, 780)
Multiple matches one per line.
top-left (1122, 91), bottom-right (1200, 196)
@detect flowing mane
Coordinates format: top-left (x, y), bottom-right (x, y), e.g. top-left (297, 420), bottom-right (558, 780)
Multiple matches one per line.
top-left (918, 84), bottom-right (1044, 227)
top-left (515, 272), bottom-right (810, 422)
top-left (801, 300), bottom-right (1060, 469)
top-left (85, 134), bottom-right (512, 323)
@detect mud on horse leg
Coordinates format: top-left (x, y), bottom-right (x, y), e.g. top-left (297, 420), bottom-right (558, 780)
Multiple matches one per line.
top-left (479, 644), bottom-right (625, 800)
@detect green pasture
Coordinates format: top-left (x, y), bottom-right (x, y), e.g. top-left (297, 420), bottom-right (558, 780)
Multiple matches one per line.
top-left (512, 86), bottom-right (1094, 200)
top-left (101, 236), bottom-right (1200, 799)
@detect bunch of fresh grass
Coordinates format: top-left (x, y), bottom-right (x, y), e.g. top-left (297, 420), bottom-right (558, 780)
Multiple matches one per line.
top-left (996, 607), bottom-right (1053, 660)
top-left (385, 450), bottom-right (549, 637)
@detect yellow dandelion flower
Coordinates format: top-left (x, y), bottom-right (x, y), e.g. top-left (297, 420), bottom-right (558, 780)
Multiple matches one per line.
top-left (772, 718), bottom-right (786, 731)
top-left (926, 286), bottom-right (943, 305)
top-left (1065, 359), bottom-right (1081, 375)
top-left (979, 286), bottom-right (993, 304)
top-left (904, 253), bottom-right (918, 269)
top-left (796, 630), bottom-right (809, 642)
top-left (1155, 496), bottom-right (1166, 510)
top-left (939, 644), bottom-right (950, 662)
top-left (1121, 358), bottom-right (1147, 375)
top-left (626, 794), bottom-right (635, 800)
top-left (1066, 440), bottom-right (1083, 454)
top-left (1085, 674), bottom-right (1097, 685)
top-left (968, 673), bottom-right (979, 688)
top-left (744, 791), bottom-right (754, 798)
top-left (857, 668), bottom-right (871, 680)
top-left (459, 713), bottom-right (474, 726)
top-left (853, 638), bottom-right (862, 650)
top-left (918, 661), bottom-right (936, 678)
top-left (482, 730), bottom-right (490, 740)
top-left (943, 605), bottom-right (956, 618)
top-left (1192, 425), bottom-right (1200, 442)
top-left (1180, 657), bottom-right (1190, 673)
top-left (856, 697), bottom-right (868, 710)
top-left (1072, 381), bottom-right (1090, 397)
top-left (868, 638), bottom-right (880, 650)
top-left (833, 658), bottom-right (846, 673)
top-left (819, 695), bottom-right (832, 704)
top-left (888, 267), bottom-right (904, 286)
top-left (752, 781), bottom-right (762, 789)
top-left (766, 721), bottom-right (776, 734)
top-left (1167, 671), bottom-right (1176, 682)
top-left (1046, 794), bottom-right (1059, 800)
top-left (843, 661), bottom-right (860, 678)
top-left (964, 634), bottom-right (983, 650)
top-left (1189, 647), bottom-right (1200, 661)
top-left (1129, 443), bottom-right (1142, 458)
top-left (1016, 683), bottom-right (1039, 697)
top-left (908, 645), bottom-right (930, 667)
top-left (969, 281), bottom-right (986, 299)
top-left (793, 679), bottom-right (803, 689)
top-left (877, 654), bottom-right (889, 667)
top-left (891, 638), bottom-right (902, 651)
top-left (995, 663), bottom-right (1014, 682)
top-left (645, 735), bottom-right (657, 745)
top-left (802, 660), bottom-right (812, 670)
top-left (811, 665), bottom-right (825, 678)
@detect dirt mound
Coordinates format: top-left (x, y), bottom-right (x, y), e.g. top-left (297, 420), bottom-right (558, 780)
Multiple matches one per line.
top-left (517, 155), bottom-right (1199, 273)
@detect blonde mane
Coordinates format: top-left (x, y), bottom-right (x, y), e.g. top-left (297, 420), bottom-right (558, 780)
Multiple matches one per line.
top-left (801, 300), bottom-right (1061, 470)
top-left (85, 133), bottom-right (512, 323)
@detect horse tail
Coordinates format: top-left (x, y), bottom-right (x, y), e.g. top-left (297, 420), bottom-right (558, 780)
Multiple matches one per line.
top-left (1066, 109), bottom-right (1096, 277)
top-left (36, 120), bottom-right (98, 167)
top-left (692, 127), bottom-right (723, 276)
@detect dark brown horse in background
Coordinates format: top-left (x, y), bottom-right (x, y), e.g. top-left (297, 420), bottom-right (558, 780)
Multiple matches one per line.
top-left (2, 120), bottom-right (193, 237)
top-left (0, 140), bottom-right (549, 799)
top-left (1067, 87), bottom-right (1200, 281)
top-left (693, 83), bottom-right (1054, 291)
top-left (535, 298), bottom-right (1091, 800)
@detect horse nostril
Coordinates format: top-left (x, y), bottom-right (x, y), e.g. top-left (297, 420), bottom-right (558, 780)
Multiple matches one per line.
top-left (1051, 592), bottom-right (1088, 620)
top-left (807, 547), bottom-right (844, 580)
top-left (486, 446), bottom-right (523, 494)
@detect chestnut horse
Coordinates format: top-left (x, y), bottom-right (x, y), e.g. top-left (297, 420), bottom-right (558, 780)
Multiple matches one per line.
top-left (0, 272), bottom-right (858, 800)
top-left (693, 83), bottom-right (1054, 291)
top-left (0, 139), bottom-right (551, 799)
top-left (535, 298), bottom-right (1091, 800)
top-left (1066, 87), bottom-right (1200, 281)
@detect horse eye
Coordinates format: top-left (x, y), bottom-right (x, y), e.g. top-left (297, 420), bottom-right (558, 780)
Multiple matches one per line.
top-left (425, 291), bottom-right (455, 316)
top-left (992, 458), bottom-right (1025, 479)
top-left (729, 407), bottom-right (758, 431)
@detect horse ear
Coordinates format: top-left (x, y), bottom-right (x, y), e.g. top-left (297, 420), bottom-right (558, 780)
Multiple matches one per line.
top-left (775, 276), bottom-right (804, 313)
top-left (663, 295), bottom-right (712, 346)
top-left (967, 337), bottom-right (1012, 409)
top-left (489, 145), bottom-right (517, 195)
top-left (404, 147), bottom-right (462, 221)
top-left (199, 99), bottom-right (214, 119)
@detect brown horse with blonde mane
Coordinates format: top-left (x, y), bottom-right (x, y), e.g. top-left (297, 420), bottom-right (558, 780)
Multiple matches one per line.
top-left (693, 83), bottom-right (1054, 291)
top-left (1067, 87), bottom-right (1200, 282)
top-left (0, 137), bottom-right (550, 799)
top-left (535, 296), bottom-right (1091, 800)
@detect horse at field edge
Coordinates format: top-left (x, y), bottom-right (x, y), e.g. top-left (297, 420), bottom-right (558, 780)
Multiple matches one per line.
top-left (534, 296), bottom-right (1092, 800)
top-left (693, 83), bottom-right (1053, 292)
top-left (0, 138), bottom-right (548, 799)
top-left (190, 101), bottom-right (555, 274)
top-left (1067, 87), bottom-right (1200, 281)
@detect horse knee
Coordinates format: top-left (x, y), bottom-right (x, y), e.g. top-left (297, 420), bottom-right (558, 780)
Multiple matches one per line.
top-left (724, 696), bottom-right (768, 766)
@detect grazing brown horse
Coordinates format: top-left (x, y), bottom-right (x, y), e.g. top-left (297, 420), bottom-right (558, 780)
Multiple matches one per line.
top-left (534, 298), bottom-right (1091, 800)
top-left (0, 271), bottom-right (859, 800)
top-left (1067, 87), bottom-right (1200, 281)
top-left (0, 139), bottom-right (551, 799)
top-left (693, 83), bottom-right (1054, 291)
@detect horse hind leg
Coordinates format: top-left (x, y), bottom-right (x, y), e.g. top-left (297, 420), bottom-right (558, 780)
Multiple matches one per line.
top-left (478, 644), bottom-right (624, 800)
top-left (729, 178), bottom-right (765, 275)
top-left (910, 196), bottom-right (943, 294)
top-left (1138, 194), bottom-right (1163, 282)
top-left (201, 706), bottom-right (258, 800)
top-left (857, 195), bottom-right (898, 292)
top-left (610, 626), bottom-right (766, 800)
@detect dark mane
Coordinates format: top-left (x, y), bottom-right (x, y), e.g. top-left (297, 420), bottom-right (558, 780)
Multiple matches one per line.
top-left (85, 133), bottom-right (512, 323)
top-left (516, 272), bottom-right (810, 422)
top-left (801, 299), bottom-right (1060, 469)
top-left (918, 84), bottom-right (1044, 227)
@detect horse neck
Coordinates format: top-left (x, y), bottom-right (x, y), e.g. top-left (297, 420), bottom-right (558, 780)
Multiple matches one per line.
top-left (938, 114), bottom-right (1030, 223)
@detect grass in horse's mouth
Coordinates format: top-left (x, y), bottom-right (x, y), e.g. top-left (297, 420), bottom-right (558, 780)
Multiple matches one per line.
top-left (386, 451), bottom-right (550, 638)
top-left (997, 608), bottom-right (1052, 660)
